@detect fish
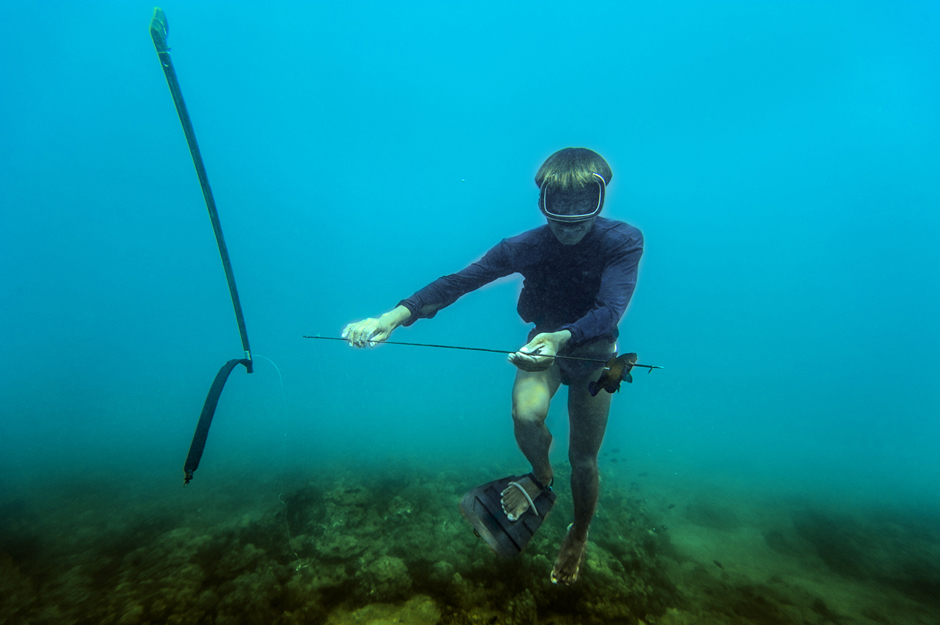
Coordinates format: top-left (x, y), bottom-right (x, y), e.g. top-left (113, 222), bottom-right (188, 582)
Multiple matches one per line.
top-left (588, 353), bottom-right (638, 396)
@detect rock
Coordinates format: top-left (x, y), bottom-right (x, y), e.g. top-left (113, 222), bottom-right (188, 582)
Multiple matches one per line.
top-left (356, 555), bottom-right (412, 601)
top-left (429, 560), bottom-right (454, 583)
top-left (505, 589), bottom-right (537, 625)
top-left (326, 594), bottom-right (440, 625)
top-left (316, 532), bottom-right (366, 560)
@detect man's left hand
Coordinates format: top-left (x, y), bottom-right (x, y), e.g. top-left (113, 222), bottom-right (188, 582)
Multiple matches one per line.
top-left (508, 331), bottom-right (571, 372)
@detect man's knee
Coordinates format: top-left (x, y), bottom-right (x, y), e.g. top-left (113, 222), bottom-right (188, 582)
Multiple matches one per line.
top-left (568, 450), bottom-right (599, 473)
top-left (512, 395), bottom-right (548, 424)
top-left (512, 373), bottom-right (553, 424)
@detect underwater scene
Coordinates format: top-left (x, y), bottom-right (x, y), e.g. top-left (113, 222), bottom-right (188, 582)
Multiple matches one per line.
top-left (1, 1), bottom-right (938, 624)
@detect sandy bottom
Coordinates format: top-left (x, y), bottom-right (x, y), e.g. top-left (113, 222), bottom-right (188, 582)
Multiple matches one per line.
top-left (1, 455), bottom-right (937, 625)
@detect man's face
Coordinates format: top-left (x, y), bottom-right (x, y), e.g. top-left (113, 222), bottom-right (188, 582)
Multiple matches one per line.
top-left (542, 182), bottom-right (602, 245)
top-left (548, 217), bottom-right (595, 245)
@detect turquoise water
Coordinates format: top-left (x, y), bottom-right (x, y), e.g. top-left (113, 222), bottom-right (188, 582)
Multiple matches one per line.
top-left (1, 2), bottom-right (938, 623)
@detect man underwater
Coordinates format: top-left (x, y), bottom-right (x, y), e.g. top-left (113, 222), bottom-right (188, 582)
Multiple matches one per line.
top-left (343, 147), bottom-right (643, 584)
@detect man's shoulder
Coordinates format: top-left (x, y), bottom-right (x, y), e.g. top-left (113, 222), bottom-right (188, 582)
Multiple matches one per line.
top-left (481, 225), bottom-right (550, 268)
top-left (505, 224), bottom-right (550, 243)
top-left (500, 225), bottom-right (552, 253)
top-left (596, 217), bottom-right (643, 249)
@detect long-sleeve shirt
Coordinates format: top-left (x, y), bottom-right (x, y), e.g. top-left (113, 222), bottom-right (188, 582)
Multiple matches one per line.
top-left (398, 217), bottom-right (644, 348)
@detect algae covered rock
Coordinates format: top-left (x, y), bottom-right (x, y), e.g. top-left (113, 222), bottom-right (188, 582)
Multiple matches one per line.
top-left (315, 530), bottom-right (366, 560)
top-left (505, 588), bottom-right (538, 625)
top-left (326, 594), bottom-right (440, 625)
top-left (0, 552), bottom-right (37, 622)
top-left (447, 571), bottom-right (490, 611)
top-left (285, 561), bottom-right (348, 599)
top-left (218, 542), bottom-right (266, 574)
top-left (429, 559), bottom-right (455, 584)
top-left (326, 485), bottom-right (373, 508)
top-left (387, 495), bottom-right (413, 518)
top-left (356, 554), bottom-right (412, 601)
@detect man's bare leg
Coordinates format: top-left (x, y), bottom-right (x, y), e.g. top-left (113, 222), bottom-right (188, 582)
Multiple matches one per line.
top-left (501, 367), bottom-right (561, 520)
top-left (551, 378), bottom-right (612, 584)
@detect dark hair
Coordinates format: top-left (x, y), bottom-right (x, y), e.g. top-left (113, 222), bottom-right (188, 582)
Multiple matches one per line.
top-left (534, 147), bottom-right (613, 189)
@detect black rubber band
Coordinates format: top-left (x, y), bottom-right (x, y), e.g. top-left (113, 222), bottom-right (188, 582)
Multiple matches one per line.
top-left (529, 473), bottom-right (554, 492)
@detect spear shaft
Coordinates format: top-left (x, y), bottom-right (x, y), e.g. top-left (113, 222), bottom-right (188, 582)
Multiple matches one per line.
top-left (303, 335), bottom-right (663, 370)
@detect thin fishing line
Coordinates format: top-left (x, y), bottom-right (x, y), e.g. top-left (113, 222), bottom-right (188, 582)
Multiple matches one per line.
top-left (254, 354), bottom-right (307, 570)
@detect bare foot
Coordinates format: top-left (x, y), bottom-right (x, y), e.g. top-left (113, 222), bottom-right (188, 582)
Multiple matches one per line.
top-left (551, 524), bottom-right (588, 584)
top-left (500, 476), bottom-right (546, 522)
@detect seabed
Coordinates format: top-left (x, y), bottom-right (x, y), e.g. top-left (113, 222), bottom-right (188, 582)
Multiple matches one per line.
top-left (1, 458), bottom-right (937, 625)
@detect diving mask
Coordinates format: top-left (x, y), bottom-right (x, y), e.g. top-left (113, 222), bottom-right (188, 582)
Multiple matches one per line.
top-left (539, 172), bottom-right (606, 223)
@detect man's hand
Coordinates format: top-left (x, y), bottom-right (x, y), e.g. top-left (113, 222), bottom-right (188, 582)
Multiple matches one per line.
top-left (341, 318), bottom-right (389, 347)
top-left (508, 330), bottom-right (571, 372)
top-left (342, 306), bottom-right (411, 348)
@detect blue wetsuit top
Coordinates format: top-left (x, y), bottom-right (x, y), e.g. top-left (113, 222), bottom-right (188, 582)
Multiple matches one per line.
top-left (397, 217), bottom-right (643, 348)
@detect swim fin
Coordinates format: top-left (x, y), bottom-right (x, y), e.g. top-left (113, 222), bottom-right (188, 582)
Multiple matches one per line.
top-left (459, 474), bottom-right (556, 558)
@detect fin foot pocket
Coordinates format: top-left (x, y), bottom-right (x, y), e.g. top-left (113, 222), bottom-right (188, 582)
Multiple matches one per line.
top-left (459, 474), bottom-right (556, 558)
